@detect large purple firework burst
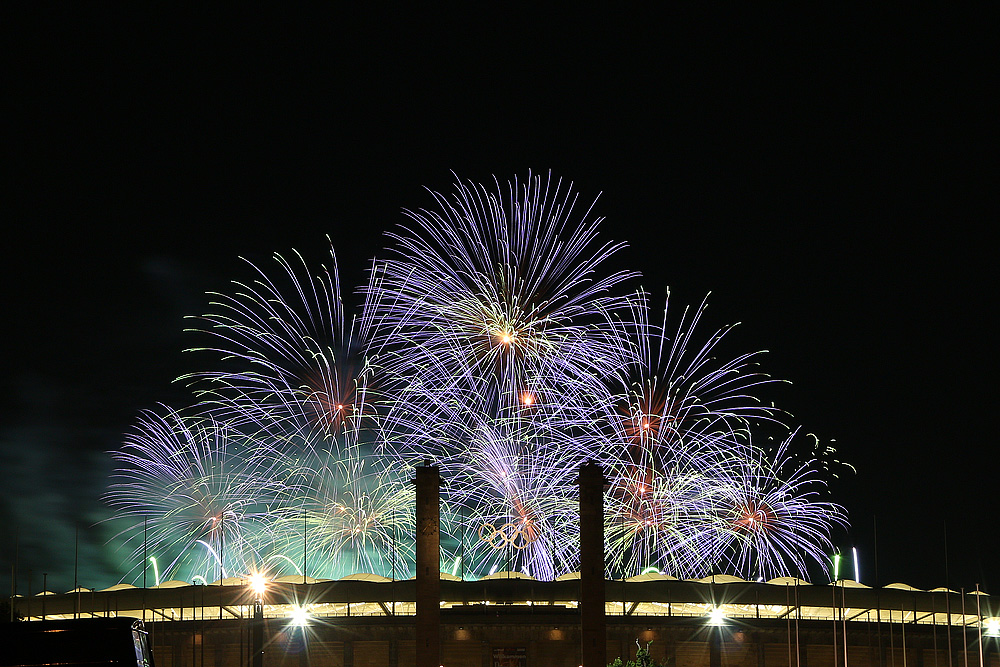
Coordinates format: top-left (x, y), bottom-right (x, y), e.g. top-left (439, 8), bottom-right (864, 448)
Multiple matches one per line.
top-left (106, 171), bottom-right (848, 585)
top-left (104, 406), bottom-right (284, 584)
top-left (365, 173), bottom-right (638, 418)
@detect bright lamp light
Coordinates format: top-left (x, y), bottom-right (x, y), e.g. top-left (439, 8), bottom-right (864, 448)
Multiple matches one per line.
top-left (290, 605), bottom-right (311, 627)
top-left (708, 607), bottom-right (726, 625)
top-left (248, 572), bottom-right (267, 597)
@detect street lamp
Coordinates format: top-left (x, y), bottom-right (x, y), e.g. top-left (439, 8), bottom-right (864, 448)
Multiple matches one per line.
top-left (249, 572), bottom-right (267, 599)
top-left (290, 605), bottom-right (311, 627)
top-left (247, 573), bottom-right (267, 667)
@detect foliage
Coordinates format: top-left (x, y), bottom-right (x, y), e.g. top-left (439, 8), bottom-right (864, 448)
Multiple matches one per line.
top-left (608, 641), bottom-right (668, 667)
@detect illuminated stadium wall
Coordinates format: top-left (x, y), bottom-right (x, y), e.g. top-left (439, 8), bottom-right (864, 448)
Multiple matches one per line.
top-left (11, 463), bottom-right (998, 666)
top-left (11, 575), bottom-right (998, 667)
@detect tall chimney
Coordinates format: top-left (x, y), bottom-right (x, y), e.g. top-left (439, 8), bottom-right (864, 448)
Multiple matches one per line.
top-left (578, 461), bottom-right (606, 667)
top-left (414, 462), bottom-right (441, 667)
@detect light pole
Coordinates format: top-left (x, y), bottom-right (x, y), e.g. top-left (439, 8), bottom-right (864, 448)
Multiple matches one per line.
top-left (248, 573), bottom-right (266, 667)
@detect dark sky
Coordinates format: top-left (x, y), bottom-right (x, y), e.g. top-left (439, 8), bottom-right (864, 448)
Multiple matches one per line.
top-left (4, 7), bottom-right (994, 596)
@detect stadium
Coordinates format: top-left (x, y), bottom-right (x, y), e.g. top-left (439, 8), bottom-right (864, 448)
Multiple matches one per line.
top-left (9, 465), bottom-right (998, 667)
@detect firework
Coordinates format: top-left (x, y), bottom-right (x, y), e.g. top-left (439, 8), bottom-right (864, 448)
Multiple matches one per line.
top-left (106, 172), bottom-right (849, 585)
top-left (708, 430), bottom-right (849, 580)
top-left (178, 241), bottom-right (414, 579)
top-left (183, 241), bottom-right (376, 437)
top-left (365, 171), bottom-right (638, 420)
top-left (562, 292), bottom-right (794, 578)
top-left (435, 406), bottom-right (589, 580)
top-left (604, 445), bottom-right (727, 579)
top-left (235, 389), bottom-right (416, 580)
top-left (104, 406), bottom-right (286, 584)
top-left (589, 291), bottom-right (783, 464)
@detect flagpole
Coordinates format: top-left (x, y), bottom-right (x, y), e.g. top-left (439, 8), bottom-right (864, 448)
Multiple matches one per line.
top-left (875, 515), bottom-right (883, 666)
top-left (10, 528), bottom-right (17, 621)
top-left (141, 518), bottom-right (146, 624)
top-left (962, 588), bottom-right (969, 667)
top-left (975, 584), bottom-right (984, 667)
top-left (945, 521), bottom-right (953, 667)
top-left (76, 525), bottom-right (81, 619)
top-left (842, 581), bottom-right (849, 667)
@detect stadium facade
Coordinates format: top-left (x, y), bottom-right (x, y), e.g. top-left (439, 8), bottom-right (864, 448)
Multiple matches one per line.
top-left (10, 575), bottom-right (998, 667)
top-left (8, 465), bottom-right (997, 666)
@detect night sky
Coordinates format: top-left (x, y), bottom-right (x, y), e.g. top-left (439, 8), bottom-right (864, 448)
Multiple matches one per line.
top-left (4, 8), bottom-right (994, 597)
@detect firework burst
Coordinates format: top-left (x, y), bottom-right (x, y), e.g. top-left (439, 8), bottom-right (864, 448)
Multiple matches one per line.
top-left (106, 172), bottom-right (850, 585)
top-left (708, 430), bottom-right (849, 580)
top-left (365, 171), bottom-right (638, 418)
top-left (238, 391), bottom-right (416, 580)
top-left (604, 447), bottom-right (726, 579)
top-left (438, 407), bottom-right (588, 580)
top-left (183, 241), bottom-right (376, 436)
top-left (104, 406), bottom-right (285, 583)
top-left (565, 292), bottom-right (798, 577)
